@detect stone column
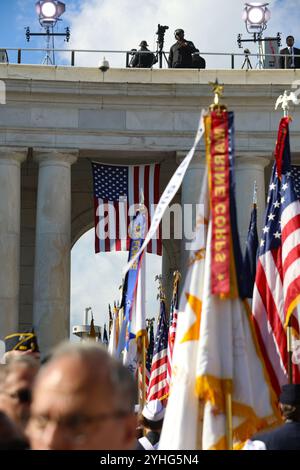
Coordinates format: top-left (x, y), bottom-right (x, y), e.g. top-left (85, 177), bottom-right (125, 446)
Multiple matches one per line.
top-left (179, 152), bottom-right (206, 279)
top-left (0, 148), bottom-right (27, 337)
top-left (235, 155), bottom-right (271, 249)
top-left (33, 150), bottom-right (77, 355)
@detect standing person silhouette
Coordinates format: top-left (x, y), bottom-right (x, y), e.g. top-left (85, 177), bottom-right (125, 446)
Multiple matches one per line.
top-left (168, 29), bottom-right (197, 68)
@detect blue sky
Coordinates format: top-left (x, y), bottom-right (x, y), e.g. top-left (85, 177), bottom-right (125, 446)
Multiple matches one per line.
top-left (0, 0), bottom-right (81, 65)
top-left (1, 0), bottom-right (298, 337)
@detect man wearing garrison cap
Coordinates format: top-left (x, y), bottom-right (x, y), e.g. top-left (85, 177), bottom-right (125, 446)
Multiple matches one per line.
top-left (244, 384), bottom-right (300, 450)
top-left (136, 399), bottom-right (165, 450)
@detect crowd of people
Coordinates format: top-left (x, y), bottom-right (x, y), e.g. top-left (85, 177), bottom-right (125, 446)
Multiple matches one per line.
top-left (0, 330), bottom-right (300, 450)
top-left (129, 29), bottom-right (300, 70)
top-left (0, 333), bottom-right (168, 450)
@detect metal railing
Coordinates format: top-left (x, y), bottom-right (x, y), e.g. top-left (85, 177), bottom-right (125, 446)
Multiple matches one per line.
top-left (0, 47), bottom-right (299, 70)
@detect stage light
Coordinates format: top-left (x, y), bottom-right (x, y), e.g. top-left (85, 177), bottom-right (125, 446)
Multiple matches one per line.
top-left (35, 1), bottom-right (66, 25)
top-left (239, 2), bottom-right (275, 70)
top-left (242, 3), bottom-right (271, 32)
top-left (248, 7), bottom-right (264, 24)
top-left (28, 1), bottom-right (69, 65)
top-left (41, 2), bottom-right (57, 18)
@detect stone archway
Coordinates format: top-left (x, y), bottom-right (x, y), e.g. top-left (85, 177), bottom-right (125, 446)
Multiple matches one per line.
top-left (2, 65), bottom-right (289, 354)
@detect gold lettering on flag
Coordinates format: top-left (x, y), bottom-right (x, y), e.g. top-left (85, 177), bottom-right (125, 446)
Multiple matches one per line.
top-left (210, 111), bottom-right (231, 296)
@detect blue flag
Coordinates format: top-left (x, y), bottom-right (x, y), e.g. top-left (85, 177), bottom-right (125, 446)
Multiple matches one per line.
top-left (117, 211), bottom-right (146, 357)
top-left (243, 205), bottom-right (258, 298)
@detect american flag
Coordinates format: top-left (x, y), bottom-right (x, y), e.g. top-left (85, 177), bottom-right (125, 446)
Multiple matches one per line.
top-left (92, 162), bottom-right (161, 255)
top-left (291, 166), bottom-right (300, 199)
top-left (252, 118), bottom-right (300, 396)
top-left (146, 321), bottom-right (155, 389)
top-left (166, 276), bottom-right (180, 390)
top-left (147, 299), bottom-right (169, 402)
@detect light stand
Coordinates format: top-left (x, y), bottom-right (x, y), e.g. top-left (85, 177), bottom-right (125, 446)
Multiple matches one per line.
top-left (25, 1), bottom-right (70, 65)
top-left (237, 32), bottom-right (281, 69)
top-left (238, 2), bottom-right (280, 69)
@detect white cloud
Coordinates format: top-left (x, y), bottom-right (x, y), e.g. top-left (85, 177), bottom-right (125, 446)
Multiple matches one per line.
top-left (63, 0), bottom-right (297, 69)
top-left (70, 229), bottom-right (162, 340)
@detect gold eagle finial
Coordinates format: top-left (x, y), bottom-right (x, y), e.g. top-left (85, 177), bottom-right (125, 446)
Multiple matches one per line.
top-left (209, 79), bottom-right (226, 112)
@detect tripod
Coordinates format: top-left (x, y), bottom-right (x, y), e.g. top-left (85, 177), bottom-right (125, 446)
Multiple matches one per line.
top-left (242, 49), bottom-right (252, 70)
top-left (156, 45), bottom-right (169, 68)
top-left (156, 24), bottom-right (169, 68)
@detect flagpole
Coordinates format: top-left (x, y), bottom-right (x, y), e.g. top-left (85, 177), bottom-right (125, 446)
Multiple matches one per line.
top-left (225, 386), bottom-right (233, 450)
top-left (196, 400), bottom-right (204, 450)
top-left (287, 318), bottom-right (293, 384)
top-left (141, 335), bottom-right (147, 406)
top-left (253, 180), bottom-right (257, 208)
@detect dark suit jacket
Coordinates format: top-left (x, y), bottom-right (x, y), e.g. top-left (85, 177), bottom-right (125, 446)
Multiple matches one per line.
top-left (130, 48), bottom-right (156, 68)
top-left (168, 40), bottom-right (197, 68)
top-left (136, 431), bottom-right (160, 450)
top-left (253, 422), bottom-right (300, 450)
top-left (280, 47), bottom-right (300, 68)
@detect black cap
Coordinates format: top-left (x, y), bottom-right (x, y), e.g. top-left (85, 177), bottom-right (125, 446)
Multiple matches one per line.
top-left (4, 332), bottom-right (39, 353)
top-left (279, 384), bottom-right (300, 405)
top-left (139, 40), bottom-right (149, 47)
top-left (175, 28), bottom-right (184, 36)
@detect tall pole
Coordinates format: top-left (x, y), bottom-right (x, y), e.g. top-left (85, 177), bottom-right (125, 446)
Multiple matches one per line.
top-left (141, 335), bottom-right (147, 406)
top-left (225, 384), bottom-right (233, 450)
top-left (159, 50), bottom-right (163, 69)
top-left (287, 318), bottom-right (293, 384)
top-left (196, 400), bottom-right (204, 450)
top-left (51, 24), bottom-right (55, 65)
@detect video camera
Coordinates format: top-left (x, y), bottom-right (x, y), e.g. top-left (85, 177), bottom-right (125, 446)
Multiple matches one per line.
top-left (156, 24), bottom-right (169, 51)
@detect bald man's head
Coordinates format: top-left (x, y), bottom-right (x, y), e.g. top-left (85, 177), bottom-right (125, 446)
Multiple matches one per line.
top-left (27, 342), bottom-right (137, 450)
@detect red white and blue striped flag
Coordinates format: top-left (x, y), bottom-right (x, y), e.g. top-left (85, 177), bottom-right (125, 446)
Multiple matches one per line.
top-left (252, 117), bottom-right (300, 396)
top-left (166, 274), bottom-right (180, 392)
top-left (92, 162), bottom-right (161, 255)
top-left (147, 299), bottom-right (168, 402)
top-left (146, 321), bottom-right (155, 390)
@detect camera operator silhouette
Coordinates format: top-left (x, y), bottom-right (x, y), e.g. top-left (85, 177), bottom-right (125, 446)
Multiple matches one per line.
top-left (169, 29), bottom-right (198, 68)
top-left (130, 41), bottom-right (157, 68)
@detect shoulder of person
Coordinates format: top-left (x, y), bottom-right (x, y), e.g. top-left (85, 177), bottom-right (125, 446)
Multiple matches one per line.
top-left (135, 439), bottom-right (145, 450)
top-left (253, 424), bottom-right (286, 442)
